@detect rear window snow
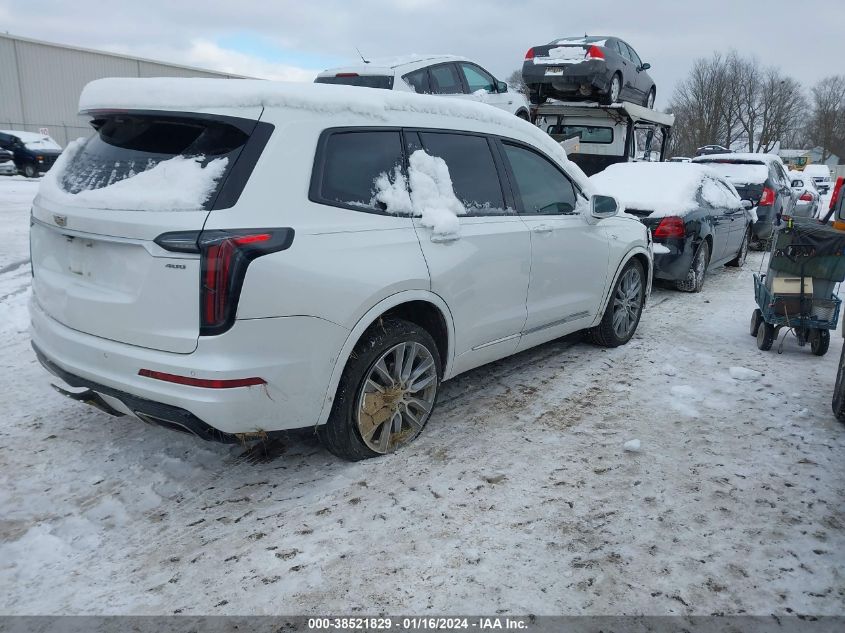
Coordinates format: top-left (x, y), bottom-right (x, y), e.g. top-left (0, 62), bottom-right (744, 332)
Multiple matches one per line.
top-left (590, 162), bottom-right (741, 217)
top-left (38, 138), bottom-right (228, 211)
top-left (692, 160), bottom-right (768, 185)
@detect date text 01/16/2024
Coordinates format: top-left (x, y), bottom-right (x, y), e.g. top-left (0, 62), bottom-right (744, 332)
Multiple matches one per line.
top-left (307, 617), bottom-right (530, 630)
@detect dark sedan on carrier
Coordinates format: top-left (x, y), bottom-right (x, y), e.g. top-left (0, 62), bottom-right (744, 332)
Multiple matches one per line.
top-left (591, 163), bottom-right (754, 292)
top-left (522, 36), bottom-right (656, 108)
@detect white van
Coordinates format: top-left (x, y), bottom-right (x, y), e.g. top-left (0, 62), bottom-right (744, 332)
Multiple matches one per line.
top-left (30, 78), bottom-right (652, 460)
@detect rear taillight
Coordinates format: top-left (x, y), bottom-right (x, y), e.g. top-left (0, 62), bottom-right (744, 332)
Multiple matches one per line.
top-left (525, 48), bottom-right (535, 60)
top-left (830, 177), bottom-right (844, 211)
top-left (653, 216), bottom-right (685, 239)
top-left (759, 186), bottom-right (776, 206)
top-left (586, 45), bottom-right (605, 60)
top-left (799, 192), bottom-right (813, 202)
top-left (154, 228), bottom-right (295, 336)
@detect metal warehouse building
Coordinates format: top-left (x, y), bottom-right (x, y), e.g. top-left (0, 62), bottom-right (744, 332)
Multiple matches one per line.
top-left (0, 33), bottom-right (248, 147)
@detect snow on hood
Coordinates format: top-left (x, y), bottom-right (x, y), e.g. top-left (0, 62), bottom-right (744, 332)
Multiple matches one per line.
top-left (373, 149), bottom-right (466, 238)
top-left (37, 138), bottom-right (228, 211)
top-left (79, 78), bottom-right (593, 195)
top-left (590, 162), bottom-right (741, 217)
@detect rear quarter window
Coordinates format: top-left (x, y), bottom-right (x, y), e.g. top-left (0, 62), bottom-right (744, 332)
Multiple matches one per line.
top-left (310, 129), bottom-right (404, 212)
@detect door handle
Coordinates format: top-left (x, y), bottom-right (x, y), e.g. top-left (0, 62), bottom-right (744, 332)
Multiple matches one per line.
top-left (532, 224), bottom-right (554, 233)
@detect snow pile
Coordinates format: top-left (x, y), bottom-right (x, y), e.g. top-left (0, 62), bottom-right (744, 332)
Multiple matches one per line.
top-left (533, 46), bottom-right (587, 65)
top-left (78, 79), bottom-right (594, 195)
top-left (652, 243), bottom-right (670, 254)
top-left (591, 163), bottom-right (744, 217)
top-left (373, 150), bottom-right (466, 238)
top-left (623, 439), bottom-right (641, 452)
top-left (729, 366), bottom-right (762, 381)
top-left (37, 138), bottom-right (228, 211)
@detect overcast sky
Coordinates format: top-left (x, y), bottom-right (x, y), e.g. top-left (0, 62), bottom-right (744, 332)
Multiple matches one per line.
top-left (2, 0), bottom-right (843, 107)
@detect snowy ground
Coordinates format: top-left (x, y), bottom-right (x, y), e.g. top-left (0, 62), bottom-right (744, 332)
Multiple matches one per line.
top-left (1, 175), bottom-right (843, 616)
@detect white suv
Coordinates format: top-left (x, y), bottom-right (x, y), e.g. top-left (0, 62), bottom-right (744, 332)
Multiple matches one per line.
top-left (29, 78), bottom-right (651, 460)
top-left (315, 54), bottom-right (531, 120)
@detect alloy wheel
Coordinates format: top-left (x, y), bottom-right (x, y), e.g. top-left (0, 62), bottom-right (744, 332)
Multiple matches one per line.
top-left (611, 267), bottom-right (643, 339)
top-left (610, 76), bottom-right (621, 103)
top-left (356, 342), bottom-right (438, 454)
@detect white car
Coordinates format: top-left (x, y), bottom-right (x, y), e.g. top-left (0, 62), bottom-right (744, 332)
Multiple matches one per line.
top-left (315, 54), bottom-right (531, 120)
top-left (30, 78), bottom-right (651, 460)
top-left (802, 164), bottom-right (833, 195)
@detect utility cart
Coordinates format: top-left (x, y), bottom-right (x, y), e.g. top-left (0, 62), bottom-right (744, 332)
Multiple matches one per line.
top-left (750, 216), bottom-right (845, 355)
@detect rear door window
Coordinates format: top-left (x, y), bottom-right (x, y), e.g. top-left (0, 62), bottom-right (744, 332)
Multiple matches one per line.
top-left (502, 142), bottom-right (578, 215)
top-left (623, 43), bottom-right (642, 66)
top-left (416, 131), bottom-right (507, 214)
top-left (428, 63), bottom-right (464, 95)
top-left (60, 113), bottom-right (267, 210)
top-left (403, 68), bottom-right (431, 94)
top-left (313, 130), bottom-right (404, 211)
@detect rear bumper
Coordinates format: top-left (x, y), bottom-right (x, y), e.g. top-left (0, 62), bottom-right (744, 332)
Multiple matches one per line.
top-left (652, 240), bottom-right (695, 281)
top-left (30, 297), bottom-right (349, 436)
top-left (0, 163), bottom-right (16, 175)
top-left (752, 206), bottom-right (776, 240)
top-left (522, 61), bottom-right (610, 93)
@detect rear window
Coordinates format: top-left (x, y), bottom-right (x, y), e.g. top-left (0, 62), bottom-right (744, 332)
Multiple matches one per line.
top-left (315, 75), bottom-right (394, 89)
top-left (694, 160), bottom-right (769, 185)
top-left (61, 113), bottom-right (265, 209)
top-left (546, 124), bottom-right (613, 144)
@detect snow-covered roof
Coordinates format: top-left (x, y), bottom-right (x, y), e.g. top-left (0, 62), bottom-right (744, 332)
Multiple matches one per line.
top-left (78, 78), bottom-right (593, 193)
top-left (0, 130), bottom-right (62, 150)
top-left (693, 152), bottom-right (783, 165)
top-left (317, 54), bottom-right (466, 75)
top-left (590, 162), bottom-right (741, 217)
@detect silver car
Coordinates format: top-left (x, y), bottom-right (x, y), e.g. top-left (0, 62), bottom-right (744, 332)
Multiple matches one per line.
top-left (789, 171), bottom-right (821, 218)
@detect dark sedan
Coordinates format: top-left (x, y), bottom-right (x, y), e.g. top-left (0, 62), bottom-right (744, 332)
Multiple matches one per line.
top-left (522, 36), bottom-right (656, 108)
top-left (691, 153), bottom-right (797, 248)
top-left (591, 163), bottom-right (754, 292)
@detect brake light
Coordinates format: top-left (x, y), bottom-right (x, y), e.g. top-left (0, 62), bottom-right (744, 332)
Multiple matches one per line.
top-left (759, 186), bottom-right (776, 206)
top-left (653, 216), bottom-right (685, 239)
top-left (586, 45), bottom-right (605, 60)
top-left (525, 48), bottom-right (535, 60)
top-left (154, 228), bottom-right (295, 336)
top-left (799, 192), bottom-right (813, 202)
top-left (830, 177), bottom-right (844, 211)
top-left (138, 369), bottom-right (265, 389)
top-left (335, 72), bottom-right (359, 77)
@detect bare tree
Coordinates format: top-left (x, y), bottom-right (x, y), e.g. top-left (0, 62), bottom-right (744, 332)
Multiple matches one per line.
top-left (506, 69), bottom-right (526, 94)
top-left (805, 75), bottom-right (845, 162)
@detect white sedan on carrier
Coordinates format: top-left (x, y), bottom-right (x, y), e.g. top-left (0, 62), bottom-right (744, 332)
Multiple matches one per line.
top-left (316, 54), bottom-right (531, 120)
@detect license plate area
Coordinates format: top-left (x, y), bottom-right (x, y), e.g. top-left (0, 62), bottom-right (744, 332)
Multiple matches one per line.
top-left (545, 67), bottom-right (566, 75)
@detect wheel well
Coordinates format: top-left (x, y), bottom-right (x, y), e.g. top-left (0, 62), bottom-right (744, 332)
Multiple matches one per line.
top-left (631, 252), bottom-right (651, 280)
top-left (516, 108), bottom-right (530, 120)
top-left (378, 301), bottom-right (449, 371)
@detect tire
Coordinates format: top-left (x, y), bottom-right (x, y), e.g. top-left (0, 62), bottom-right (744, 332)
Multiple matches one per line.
top-left (588, 259), bottom-right (645, 347)
top-left (810, 329), bottom-right (830, 356)
top-left (528, 86), bottom-right (544, 105)
top-left (600, 73), bottom-right (622, 105)
top-left (644, 88), bottom-right (656, 109)
top-left (318, 318), bottom-right (442, 461)
top-left (750, 308), bottom-right (762, 337)
top-left (675, 240), bottom-right (710, 293)
top-left (515, 110), bottom-right (530, 121)
top-left (757, 322), bottom-right (775, 351)
top-left (832, 346), bottom-right (845, 422)
top-left (23, 164), bottom-right (37, 178)
top-left (727, 227), bottom-right (751, 267)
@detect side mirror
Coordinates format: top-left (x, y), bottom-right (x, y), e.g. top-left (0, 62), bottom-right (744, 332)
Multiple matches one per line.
top-left (591, 194), bottom-right (619, 219)
top-left (640, 62), bottom-right (651, 70)
top-left (496, 80), bottom-right (508, 93)
top-left (741, 200), bottom-right (753, 210)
